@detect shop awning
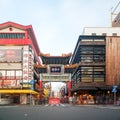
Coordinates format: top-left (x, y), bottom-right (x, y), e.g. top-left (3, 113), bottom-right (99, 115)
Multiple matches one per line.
top-left (0, 90), bottom-right (39, 94)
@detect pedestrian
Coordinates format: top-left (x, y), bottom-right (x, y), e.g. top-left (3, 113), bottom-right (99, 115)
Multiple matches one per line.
top-left (79, 95), bottom-right (83, 104)
top-left (102, 95), bottom-right (106, 105)
top-left (94, 95), bottom-right (97, 104)
top-left (69, 96), bottom-right (73, 105)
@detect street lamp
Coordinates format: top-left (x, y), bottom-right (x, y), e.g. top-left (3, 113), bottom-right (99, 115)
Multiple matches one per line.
top-left (29, 80), bottom-right (35, 105)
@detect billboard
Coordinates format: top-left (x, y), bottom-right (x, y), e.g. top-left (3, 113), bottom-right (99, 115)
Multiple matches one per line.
top-left (50, 66), bottom-right (61, 73)
top-left (0, 49), bottom-right (22, 62)
top-left (0, 79), bottom-right (21, 88)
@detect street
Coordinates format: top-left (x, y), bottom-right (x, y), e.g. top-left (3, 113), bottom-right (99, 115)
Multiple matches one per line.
top-left (0, 104), bottom-right (120, 120)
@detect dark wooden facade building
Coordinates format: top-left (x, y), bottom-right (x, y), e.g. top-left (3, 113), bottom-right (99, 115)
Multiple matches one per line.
top-left (70, 35), bottom-right (120, 104)
top-left (106, 36), bottom-right (120, 86)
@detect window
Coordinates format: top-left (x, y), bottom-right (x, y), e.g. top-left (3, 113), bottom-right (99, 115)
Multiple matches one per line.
top-left (94, 75), bottom-right (104, 82)
top-left (102, 33), bottom-right (107, 36)
top-left (0, 33), bottom-right (25, 39)
top-left (6, 71), bottom-right (15, 79)
top-left (112, 33), bottom-right (117, 36)
top-left (92, 33), bottom-right (96, 36)
top-left (81, 75), bottom-right (93, 82)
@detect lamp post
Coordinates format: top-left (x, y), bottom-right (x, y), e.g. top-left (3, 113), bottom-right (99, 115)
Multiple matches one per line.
top-left (29, 80), bottom-right (35, 105)
top-left (112, 86), bottom-right (118, 105)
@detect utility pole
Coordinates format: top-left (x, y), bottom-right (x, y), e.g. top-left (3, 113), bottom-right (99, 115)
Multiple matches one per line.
top-left (111, 1), bottom-right (120, 26)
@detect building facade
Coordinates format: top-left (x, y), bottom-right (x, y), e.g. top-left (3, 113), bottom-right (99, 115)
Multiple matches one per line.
top-left (0, 22), bottom-right (40, 104)
top-left (70, 27), bottom-right (120, 104)
top-left (70, 35), bottom-right (106, 104)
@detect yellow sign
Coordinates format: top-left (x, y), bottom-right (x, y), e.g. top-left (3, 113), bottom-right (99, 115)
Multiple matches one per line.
top-left (23, 84), bottom-right (32, 88)
top-left (0, 90), bottom-right (39, 94)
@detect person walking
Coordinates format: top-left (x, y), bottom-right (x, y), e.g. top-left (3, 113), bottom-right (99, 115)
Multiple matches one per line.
top-left (69, 96), bottom-right (73, 105)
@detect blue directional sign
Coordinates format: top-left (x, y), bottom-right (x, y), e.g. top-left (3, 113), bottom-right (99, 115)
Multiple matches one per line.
top-left (29, 80), bottom-right (35, 85)
top-left (112, 86), bottom-right (118, 93)
top-left (30, 85), bottom-right (34, 90)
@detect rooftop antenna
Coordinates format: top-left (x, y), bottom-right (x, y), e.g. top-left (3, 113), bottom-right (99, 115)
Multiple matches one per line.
top-left (111, 1), bottom-right (120, 26)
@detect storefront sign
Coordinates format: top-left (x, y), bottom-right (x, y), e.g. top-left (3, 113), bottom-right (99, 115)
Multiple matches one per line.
top-left (50, 66), bottom-right (61, 73)
top-left (41, 74), bottom-right (71, 82)
top-left (23, 50), bottom-right (29, 83)
top-left (0, 79), bottom-right (20, 88)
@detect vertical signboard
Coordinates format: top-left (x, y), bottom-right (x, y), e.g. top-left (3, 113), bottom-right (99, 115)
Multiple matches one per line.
top-left (23, 47), bottom-right (29, 83)
top-left (22, 46), bottom-right (34, 88)
top-left (28, 49), bottom-right (34, 81)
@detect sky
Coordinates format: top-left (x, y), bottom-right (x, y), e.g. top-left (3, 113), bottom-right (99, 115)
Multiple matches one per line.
top-left (0, 0), bottom-right (120, 55)
top-left (0, 0), bottom-right (120, 91)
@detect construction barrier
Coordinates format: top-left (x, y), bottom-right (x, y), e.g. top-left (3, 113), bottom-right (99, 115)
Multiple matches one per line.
top-left (49, 98), bottom-right (60, 105)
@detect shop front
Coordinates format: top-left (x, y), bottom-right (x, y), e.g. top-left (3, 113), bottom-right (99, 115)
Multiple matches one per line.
top-left (71, 86), bottom-right (115, 105)
top-left (0, 90), bottom-right (39, 105)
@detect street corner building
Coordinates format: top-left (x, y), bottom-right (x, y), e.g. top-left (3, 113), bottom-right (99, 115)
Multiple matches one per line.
top-left (70, 26), bottom-right (120, 105)
top-left (0, 21), bottom-right (40, 105)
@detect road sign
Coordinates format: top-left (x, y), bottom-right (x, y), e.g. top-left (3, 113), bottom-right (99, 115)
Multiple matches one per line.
top-left (112, 86), bottom-right (118, 93)
top-left (29, 80), bottom-right (35, 85)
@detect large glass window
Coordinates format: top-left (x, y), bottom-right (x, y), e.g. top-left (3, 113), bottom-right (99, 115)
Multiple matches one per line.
top-left (94, 75), bottom-right (104, 82)
top-left (94, 47), bottom-right (105, 54)
top-left (81, 75), bottom-right (93, 82)
top-left (80, 47), bottom-right (93, 54)
top-left (93, 55), bottom-right (105, 62)
top-left (81, 55), bottom-right (93, 62)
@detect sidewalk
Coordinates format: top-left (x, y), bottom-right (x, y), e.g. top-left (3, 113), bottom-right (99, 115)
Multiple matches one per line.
top-left (77, 104), bottom-right (120, 109)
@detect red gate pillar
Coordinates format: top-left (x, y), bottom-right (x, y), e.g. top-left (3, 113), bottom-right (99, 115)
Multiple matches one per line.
top-left (39, 81), bottom-right (43, 90)
top-left (68, 81), bottom-right (72, 97)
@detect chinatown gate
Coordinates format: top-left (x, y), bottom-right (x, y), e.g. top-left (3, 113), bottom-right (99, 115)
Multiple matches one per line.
top-left (35, 53), bottom-right (77, 104)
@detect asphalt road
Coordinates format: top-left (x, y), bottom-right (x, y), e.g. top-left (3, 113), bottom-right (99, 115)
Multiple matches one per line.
top-left (0, 104), bottom-right (120, 120)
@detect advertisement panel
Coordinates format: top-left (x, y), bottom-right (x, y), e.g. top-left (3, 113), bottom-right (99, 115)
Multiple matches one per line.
top-left (0, 49), bottom-right (22, 62)
top-left (0, 79), bottom-right (21, 88)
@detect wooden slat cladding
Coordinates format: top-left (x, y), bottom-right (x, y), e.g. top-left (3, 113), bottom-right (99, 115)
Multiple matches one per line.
top-left (106, 36), bottom-right (120, 86)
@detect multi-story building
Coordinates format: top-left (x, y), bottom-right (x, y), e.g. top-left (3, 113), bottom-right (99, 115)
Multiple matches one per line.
top-left (82, 26), bottom-right (120, 87)
top-left (70, 26), bottom-right (120, 104)
top-left (0, 21), bottom-right (40, 104)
